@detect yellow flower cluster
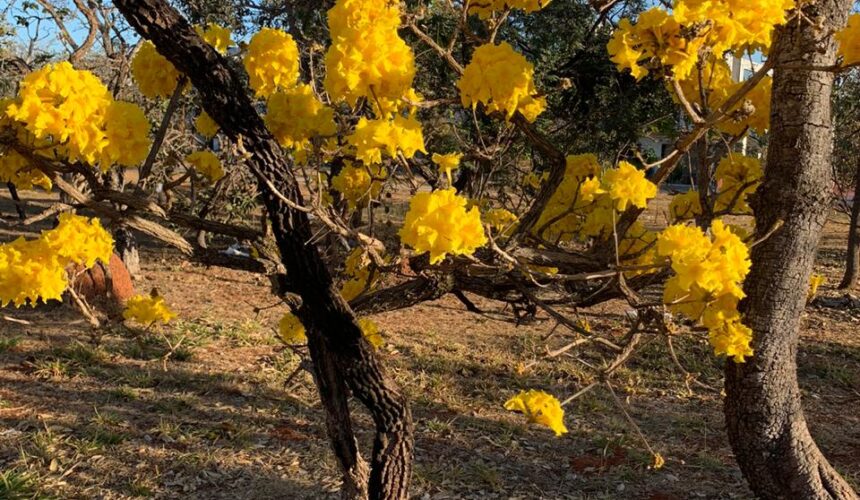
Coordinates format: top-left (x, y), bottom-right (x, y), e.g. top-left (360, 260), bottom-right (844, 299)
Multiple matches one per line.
top-left (432, 152), bottom-right (462, 185)
top-left (468, 0), bottom-right (553, 19)
top-left (657, 220), bottom-right (753, 362)
top-left (714, 155), bottom-right (762, 214)
top-left (534, 156), bottom-right (657, 243)
top-left (358, 318), bottom-right (384, 349)
top-left (324, 0), bottom-right (416, 108)
top-left (331, 162), bottom-right (387, 210)
top-left (279, 312), bottom-right (307, 344)
top-left (504, 389), bottom-right (568, 436)
top-left (0, 213), bottom-right (113, 307)
top-left (264, 84), bottom-right (337, 160)
top-left (185, 151), bottom-right (224, 182)
top-left (607, 8), bottom-right (704, 80)
top-left (836, 14), bottom-right (860, 67)
top-left (0, 147), bottom-right (52, 191)
top-left (609, 1), bottom-right (794, 82)
top-left (457, 42), bottom-right (546, 122)
top-left (668, 190), bottom-right (702, 222)
top-left (484, 207), bottom-right (519, 235)
top-left (123, 293), bottom-right (177, 325)
top-left (132, 41), bottom-right (183, 99)
top-left (673, 58), bottom-right (771, 136)
top-left (340, 247), bottom-right (381, 300)
top-left (673, 0), bottom-right (795, 54)
top-left (195, 23), bottom-right (234, 55)
top-left (244, 28), bottom-right (300, 98)
top-left (347, 115), bottom-right (426, 165)
top-left (195, 112), bottom-right (219, 139)
top-left (399, 188), bottom-right (487, 264)
top-left (5, 62), bottom-right (151, 170)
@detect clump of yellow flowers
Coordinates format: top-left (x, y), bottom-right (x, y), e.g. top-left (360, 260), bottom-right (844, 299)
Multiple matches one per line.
top-left (0, 213), bottom-right (113, 307)
top-left (504, 389), bottom-right (568, 436)
top-left (608, 0), bottom-right (795, 82)
top-left (339, 247), bottom-right (381, 301)
top-left (347, 116), bottom-right (426, 165)
top-left (244, 28), bottom-right (300, 98)
top-left (123, 293), bottom-right (177, 325)
top-left (6, 62), bottom-right (152, 170)
top-left (836, 14), bottom-right (860, 67)
top-left (331, 163), bottom-right (387, 211)
top-left (185, 151), bottom-right (225, 182)
top-left (132, 41), bottom-right (183, 99)
top-left (195, 23), bottom-right (234, 55)
top-left (432, 152), bottom-right (463, 185)
top-left (714, 155), bottom-right (763, 214)
top-left (469, 0), bottom-right (553, 19)
top-left (195, 111), bottom-right (219, 139)
top-left (324, 0), bottom-right (416, 109)
top-left (264, 84), bottom-right (337, 162)
top-left (534, 155), bottom-right (657, 244)
top-left (399, 188), bottom-right (487, 265)
top-left (458, 42), bottom-right (546, 122)
top-left (657, 221), bottom-right (753, 362)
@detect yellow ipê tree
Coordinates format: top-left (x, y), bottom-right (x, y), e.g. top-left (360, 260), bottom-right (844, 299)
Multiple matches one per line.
top-left (2, 0), bottom-right (860, 497)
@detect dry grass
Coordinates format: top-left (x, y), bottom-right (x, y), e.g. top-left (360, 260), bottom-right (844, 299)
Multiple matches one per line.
top-left (0, 193), bottom-right (858, 499)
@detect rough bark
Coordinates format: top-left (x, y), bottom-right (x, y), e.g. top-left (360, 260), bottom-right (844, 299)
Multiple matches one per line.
top-left (111, 2), bottom-right (413, 498)
top-left (839, 158), bottom-right (860, 289)
top-left (724, 2), bottom-right (858, 499)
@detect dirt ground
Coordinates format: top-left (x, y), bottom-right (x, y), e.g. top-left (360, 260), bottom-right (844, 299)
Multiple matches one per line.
top-left (0, 191), bottom-right (858, 499)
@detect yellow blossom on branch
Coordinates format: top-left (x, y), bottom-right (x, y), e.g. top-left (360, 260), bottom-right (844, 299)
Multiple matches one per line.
top-left (457, 42), bottom-right (546, 122)
top-left (468, 0), bottom-right (553, 19)
top-left (399, 188), bottom-right (487, 264)
top-left (132, 41), bottom-right (183, 99)
top-left (244, 28), bottom-right (300, 97)
top-left (331, 163), bottom-right (387, 210)
top-left (264, 84), bottom-right (337, 158)
top-left (432, 152), bottom-right (463, 185)
top-left (347, 115), bottom-right (426, 165)
top-left (278, 312), bottom-right (307, 344)
top-left (195, 111), bottom-right (219, 139)
top-left (836, 14), bottom-right (860, 67)
top-left (195, 23), bottom-right (234, 55)
top-left (602, 161), bottom-right (657, 211)
top-left (185, 151), bottom-right (224, 182)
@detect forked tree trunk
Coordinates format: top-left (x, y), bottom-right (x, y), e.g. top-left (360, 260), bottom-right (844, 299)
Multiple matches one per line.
top-left (839, 157), bottom-right (860, 289)
top-left (112, 2), bottom-right (413, 498)
top-left (724, 1), bottom-right (858, 499)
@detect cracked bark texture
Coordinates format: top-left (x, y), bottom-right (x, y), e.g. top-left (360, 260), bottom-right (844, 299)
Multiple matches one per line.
top-left (111, 1), bottom-right (413, 498)
top-left (724, 1), bottom-right (858, 498)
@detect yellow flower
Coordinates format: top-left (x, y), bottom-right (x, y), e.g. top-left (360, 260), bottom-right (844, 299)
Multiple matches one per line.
top-left (400, 188), bottom-right (487, 264)
top-left (324, 0), bottom-right (416, 109)
top-left (668, 191), bottom-right (702, 222)
top-left (653, 453), bottom-right (666, 470)
top-left (673, 0), bottom-right (795, 55)
top-left (278, 312), bottom-right (307, 344)
top-left (123, 293), bottom-right (177, 325)
top-left (132, 41), bottom-right (182, 99)
top-left (264, 84), bottom-right (337, 155)
top-left (469, 0), bottom-right (552, 19)
top-left (244, 28), bottom-right (300, 97)
top-left (457, 42), bottom-right (546, 122)
top-left (601, 161), bottom-right (657, 211)
top-left (714, 155), bottom-right (763, 214)
top-left (101, 101), bottom-right (152, 169)
top-left (41, 213), bottom-right (114, 269)
top-left (484, 208), bottom-right (519, 234)
top-left (331, 163), bottom-right (387, 210)
top-left (504, 389), bottom-right (568, 436)
top-left (347, 115), bottom-right (426, 165)
top-left (195, 23), bottom-right (234, 55)
top-left (195, 112), bottom-right (219, 139)
top-left (0, 238), bottom-right (67, 307)
top-left (808, 274), bottom-right (826, 302)
top-left (358, 318), bottom-right (384, 348)
top-left (185, 151), bottom-right (224, 182)
top-left (836, 14), bottom-right (860, 67)
top-left (432, 152), bottom-right (463, 185)
top-left (0, 149), bottom-right (52, 191)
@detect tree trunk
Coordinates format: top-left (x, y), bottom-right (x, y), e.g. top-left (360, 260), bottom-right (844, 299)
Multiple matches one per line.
top-left (111, 2), bottom-right (413, 498)
top-left (839, 157), bottom-right (860, 289)
top-left (724, 1), bottom-right (858, 499)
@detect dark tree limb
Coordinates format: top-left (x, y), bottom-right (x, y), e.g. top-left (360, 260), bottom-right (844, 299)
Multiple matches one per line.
top-left (111, 2), bottom-right (413, 498)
